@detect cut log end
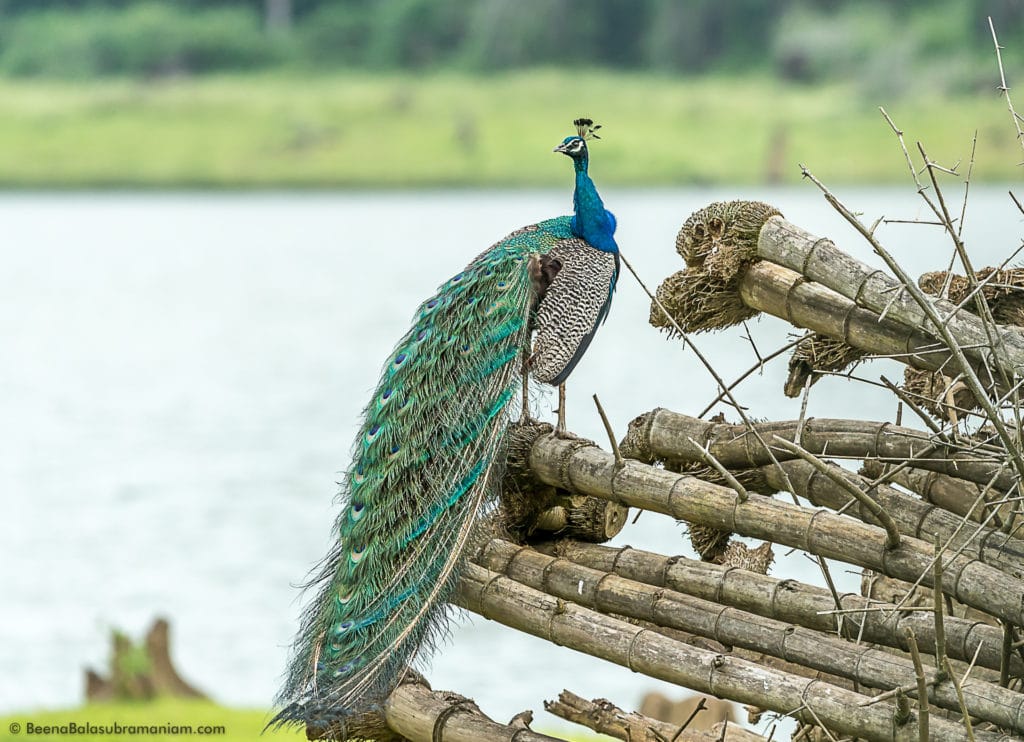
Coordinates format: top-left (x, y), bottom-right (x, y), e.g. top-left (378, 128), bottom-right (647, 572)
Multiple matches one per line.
top-left (499, 421), bottom-right (623, 543)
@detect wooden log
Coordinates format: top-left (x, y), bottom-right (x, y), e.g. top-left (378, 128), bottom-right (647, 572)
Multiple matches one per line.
top-left (384, 683), bottom-right (568, 742)
top-left (622, 408), bottom-right (1014, 494)
top-left (549, 541), bottom-right (1021, 677)
top-left (757, 215), bottom-right (1024, 379)
top-left (523, 429), bottom-right (1024, 627)
top-left (456, 562), bottom-right (1013, 742)
top-left (473, 539), bottom-right (1024, 732)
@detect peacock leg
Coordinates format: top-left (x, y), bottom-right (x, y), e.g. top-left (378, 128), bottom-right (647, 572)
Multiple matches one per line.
top-left (520, 352), bottom-right (532, 422)
top-left (555, 382), bottom-right (567, 435)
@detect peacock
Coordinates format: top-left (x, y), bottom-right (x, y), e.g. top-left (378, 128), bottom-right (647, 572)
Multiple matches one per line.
top-left (273, 117), bottom-right (619, 736)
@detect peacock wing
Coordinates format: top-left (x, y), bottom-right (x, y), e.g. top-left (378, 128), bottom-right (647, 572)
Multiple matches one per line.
top-left (530, 239), bottom-right (619, 386)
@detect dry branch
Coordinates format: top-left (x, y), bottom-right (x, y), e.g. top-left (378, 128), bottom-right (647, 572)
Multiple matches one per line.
top-left (544, 690), bottom-right (765, 742)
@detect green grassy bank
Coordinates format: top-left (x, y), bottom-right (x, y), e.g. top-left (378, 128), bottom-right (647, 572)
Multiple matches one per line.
top-left (0, 70), bottom-right (1018, 187)
top-left (0, 700), bottom-right (301, 741)
top-left (0, 700), bottom-right (607, 741)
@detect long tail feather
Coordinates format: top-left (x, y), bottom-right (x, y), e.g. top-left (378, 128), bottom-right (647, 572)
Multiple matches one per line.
top-left (273, 217), bottom-right (576, 730)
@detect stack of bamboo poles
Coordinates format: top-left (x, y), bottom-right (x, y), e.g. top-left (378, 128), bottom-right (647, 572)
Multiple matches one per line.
top-left (366, 200), bottom-right (1024, 742)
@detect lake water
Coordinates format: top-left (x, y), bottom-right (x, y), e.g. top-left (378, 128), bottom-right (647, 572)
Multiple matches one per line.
top-left (4, 187), bottom-right (1023, 732)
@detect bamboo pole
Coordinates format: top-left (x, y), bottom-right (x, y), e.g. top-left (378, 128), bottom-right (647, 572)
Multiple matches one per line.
top-left (757, 460), bottom-right (1024, 579)
top-left (737, 260), bottom-right (973, 377)
top-left (384, 682), bottom-right (569, 742)
top-left (757, 216), bottom-right (1024, 378)
top-left (860, 461), bottom-right (1014, 528)
top-left (456, 562), bottom-right (1012, 742)
top-left (623, 409), bottom-right (1015, 494)
top-left (549, 541), bottom-right (1021, 676)
top-left (473, 539), bottom-right (1024, 732)
top-left (520, 427), bottom-right (1024, 626)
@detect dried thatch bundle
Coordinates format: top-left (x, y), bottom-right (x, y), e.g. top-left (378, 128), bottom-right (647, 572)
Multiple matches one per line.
top-left (720, 541), bottom-right (774, 574)
top-left (784, 332), bottom-right (868, 397)
top-left (686, 522), bottom-right (732, 563)
top-left (901, 366), bottom-right (978, 423)
top-left (650, 267), bottom-right (758, 334)
top-left (919, 268), bottom-right (1024, 326)
top-left (653, 201), bottom-right (782, 334)
top-left (676, 200), bottom-right (782, 273)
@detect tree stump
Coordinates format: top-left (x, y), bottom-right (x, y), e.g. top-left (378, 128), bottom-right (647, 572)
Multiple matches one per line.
top-left (84, 617), bottom-right (206, 702)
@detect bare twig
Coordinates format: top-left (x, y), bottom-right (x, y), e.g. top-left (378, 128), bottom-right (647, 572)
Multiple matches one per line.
top-left (990, 16), bottom-right (1024, 159)
top-left (697, 337), bottom-right (802, 418)
top-left (1004, 622), bottom-right (1016, 688)
top-left (932, 537), bottom-right (949, 683)
top-left (592, 394), bottom-right (623, 466)
top-left (905, 628), bottom-right (930, 742)
top-left (687, 436), bottom-right (748, 502)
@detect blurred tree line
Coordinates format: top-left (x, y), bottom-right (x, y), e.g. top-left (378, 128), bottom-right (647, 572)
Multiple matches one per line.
top-left (0, 0), bottom-right (1020, 88)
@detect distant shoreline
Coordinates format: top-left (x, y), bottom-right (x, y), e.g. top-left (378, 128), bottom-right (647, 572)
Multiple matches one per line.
top-left (0, 71), bottom-right (1017, 187)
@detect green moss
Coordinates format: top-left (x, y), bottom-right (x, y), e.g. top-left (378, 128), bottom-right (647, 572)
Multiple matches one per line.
top-left (111, 631), bottom-right (152, 679)
top-left (0, 70), bottom-right (1015, 187)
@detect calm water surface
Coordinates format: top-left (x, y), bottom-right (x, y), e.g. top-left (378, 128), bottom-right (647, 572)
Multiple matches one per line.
top-left (4, 188), bottom-right (1023, 729)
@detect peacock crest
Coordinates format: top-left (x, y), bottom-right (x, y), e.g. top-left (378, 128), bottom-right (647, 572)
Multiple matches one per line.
top-left (573, 117), bottom-right (602, 140)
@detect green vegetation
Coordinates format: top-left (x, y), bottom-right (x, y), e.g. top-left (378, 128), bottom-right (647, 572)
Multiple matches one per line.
top-left (0, 700), bottom-right (606, 742)
top-left (0, 1), bottom-right (1019, 187)
top-left (0, 1), bottom-right (1019, 90)
top-left (0, 71), bottom-right (1018, 188)
top-left (0, 699), bottom-right (302, 742)
top-left (0, 4), bottom-right (281, 78)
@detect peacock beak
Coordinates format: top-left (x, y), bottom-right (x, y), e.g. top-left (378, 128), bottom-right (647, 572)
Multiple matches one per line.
top-left (553, 142), bottom-right (570, 154)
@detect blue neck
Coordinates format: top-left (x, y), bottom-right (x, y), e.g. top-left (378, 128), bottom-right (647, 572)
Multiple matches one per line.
top-left (570, 156), bottom-right (618, 254)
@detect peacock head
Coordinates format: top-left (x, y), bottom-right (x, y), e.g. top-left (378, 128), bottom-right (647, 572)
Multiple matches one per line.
top-left (554, 117), bottom-right (601, 161)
